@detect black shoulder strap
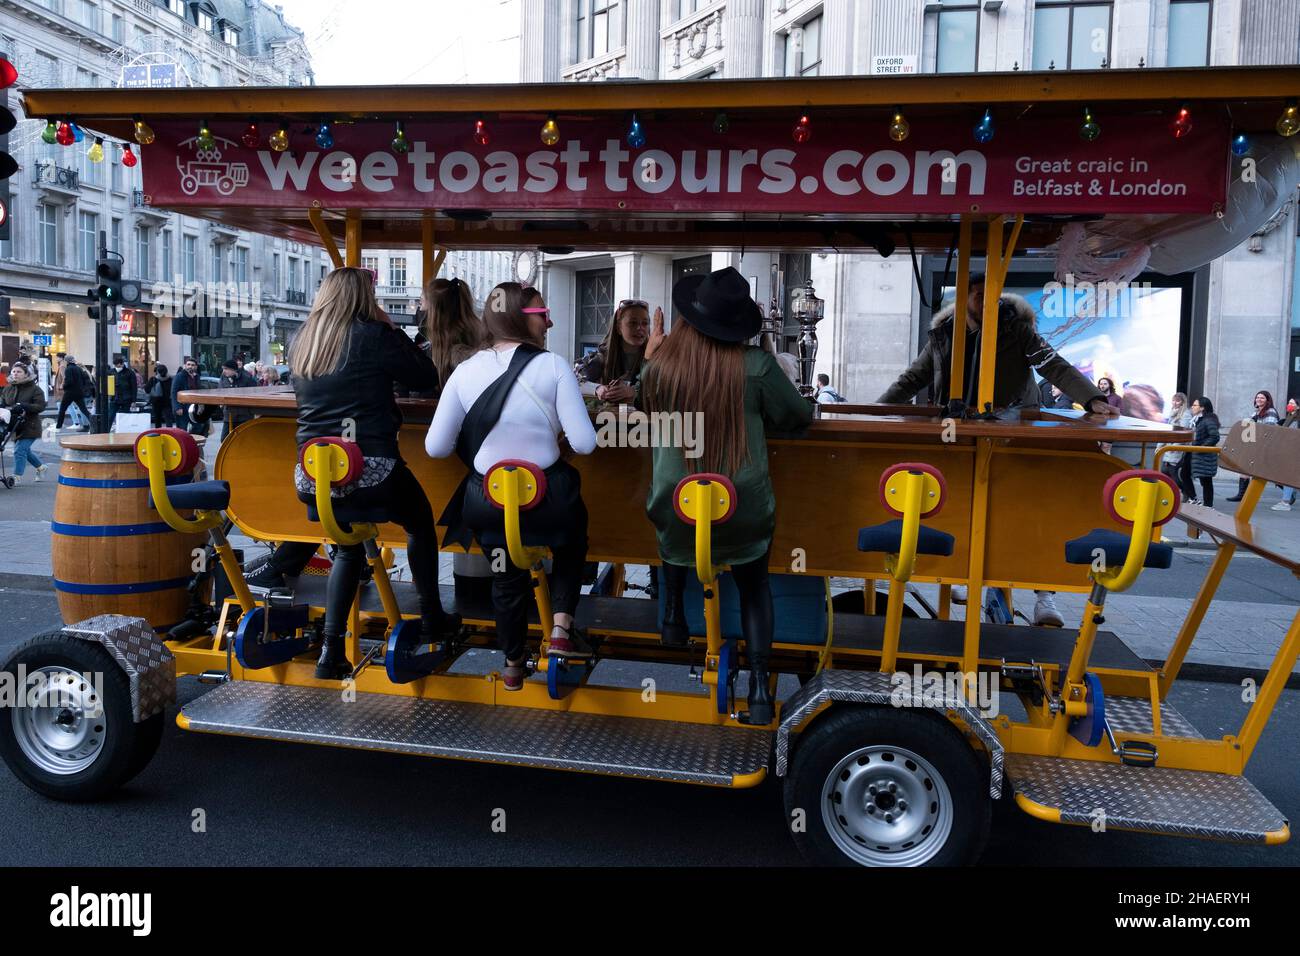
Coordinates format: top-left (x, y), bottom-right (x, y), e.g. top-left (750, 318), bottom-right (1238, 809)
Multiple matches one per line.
top-left (453, 343), bottom-right (543, 468)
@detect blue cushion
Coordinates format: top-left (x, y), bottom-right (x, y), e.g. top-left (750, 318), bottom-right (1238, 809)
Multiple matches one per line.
top-left (1064, 529), bottom-right (1174, 570)
top-left (149, 479), bottom-right (230, 512)
top-left (856, 519), bottom-right (955, 557)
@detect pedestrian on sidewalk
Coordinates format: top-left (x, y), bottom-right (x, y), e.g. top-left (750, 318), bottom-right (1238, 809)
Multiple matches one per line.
top-left (55, 356), bottom-right (93, 432)
top-left (111, 355), bottom-right (137, 426)
top-left (1273, 400), bottom-right (1298, 512)
top-left (218, 359), bottom-right (257, 444)
top-left (145, 364), bottom-right (175, 428)
top-left (1161, 392), bottom-right (1193, 482)
top-left (1227, 390), bottom-right (1279, 502)
top-left (0, 363), bottom-right (49, 484)
top-left (1179, 396), bottom-right (1221, 506)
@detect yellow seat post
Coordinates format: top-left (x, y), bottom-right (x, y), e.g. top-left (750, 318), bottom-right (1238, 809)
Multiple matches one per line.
top-left (1048, 477), bottom-right (1160, 753)
top-left (138, 432), bottom-right (253, 615)
top-left (880, 471), bottom-right (924, 673)
top-left (500, 467), bottom-right (554, 641)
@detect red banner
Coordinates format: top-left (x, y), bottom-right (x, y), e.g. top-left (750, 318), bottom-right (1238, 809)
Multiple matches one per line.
top-left (142, 114), bottom-right (1229, 215)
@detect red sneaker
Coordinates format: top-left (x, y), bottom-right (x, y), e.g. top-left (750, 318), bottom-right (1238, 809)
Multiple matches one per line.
top-left (502, 657), bottom-right (528, 691)
top-left (547, 625), bottom-right (593, 659)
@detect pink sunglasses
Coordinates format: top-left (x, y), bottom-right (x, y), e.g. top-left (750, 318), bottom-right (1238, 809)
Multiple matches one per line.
top-left (522, 306), bottom-right (553, 329)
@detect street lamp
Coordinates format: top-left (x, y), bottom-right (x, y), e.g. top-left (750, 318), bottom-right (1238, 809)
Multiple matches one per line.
top-left (790, 278), bottom-right (824, 397)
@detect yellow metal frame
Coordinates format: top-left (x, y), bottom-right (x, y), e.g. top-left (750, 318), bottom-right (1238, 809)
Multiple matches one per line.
top-left (486, 463), bottom-right (554, 643)
top-left (877, 467), bottom-right (943, 673)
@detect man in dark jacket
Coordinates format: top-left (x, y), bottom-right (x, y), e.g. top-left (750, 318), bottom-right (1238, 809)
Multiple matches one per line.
top-left (111, 355), bottom-right (137, 424)
top-left (219, 358), bottom-right (258, 443)
top-left (879, 274), bottom-right (1115, 415)
top-left (56, 356), bottom-right (94, 431)
top-left (170, 356), bottom-right (208, 435)
top-left (1, 362), bottom-right (50, 483)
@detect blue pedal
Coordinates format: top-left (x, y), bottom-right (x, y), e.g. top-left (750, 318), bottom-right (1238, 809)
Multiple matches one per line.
top-left (1068, 672), bottom-right (1107, 747)
top-left (385, 619), bottom-right (451, 684)
top-left (985, 589), bottom-right (1012, 625)
top-left (234, 605), bottom-right (312, 670)
top-left (546, 655), bottom-right (592, 700)
top-left (716, 639), bottom-right (738, 715)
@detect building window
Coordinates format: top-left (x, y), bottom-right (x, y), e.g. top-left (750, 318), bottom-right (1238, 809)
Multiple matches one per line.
top-left (110, 217), bottom-right (122, 259)
top-left (782, 14), bottom-right (823, 77)
top-left (576, 268), bottom-right (615, 355)
top-left (576, 0), bottom-right (620, 62)
top-left (40, 203), bottom-right (60, 267)
top-left (167, 0), bottom-right (186, 18)
top-left (1032, 1), bottom-right (1112, 70)
top-left (210, 244), bottom-right (224, 282)
top-left (234, 246), bottom-right (248, 284)
top-left (183, 235), bottom-right (197, 283)
top-left (676, 0), bottom-right (707, 18)
top-left (1168, 0), bottom-right (1211, 67)
top-left (932, 1), bottom-right (980, 73)
top-left (79, 211), bottom-right (98, 272)
top-left (135, 225), bottom-right (151, 280)
top-left (272, 253), bottom-right (281, 294)
top-left (111, 13), bottom-right (124, 43)
top-left (80, 144), bottom-right (104, 187)
top-left (78, 0), bottom-right (96, 30)
top-left (389, 256), bottom-right (407, 288)
top-left (198, 11), bottom-right (214, 32)
top-left (161, 230), bottom-right (173, 281)
top-left (222, 23), bottom-right (239, 46)
top-left (288, 257), bottom-right (299, 292)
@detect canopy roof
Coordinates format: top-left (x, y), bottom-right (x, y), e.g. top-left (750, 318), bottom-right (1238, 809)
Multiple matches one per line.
top-left (21, 67), bottom-right (1300, 253)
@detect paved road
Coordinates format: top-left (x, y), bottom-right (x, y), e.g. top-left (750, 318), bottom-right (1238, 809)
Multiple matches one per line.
top-left (0, 590), bottom-right (1295, 867)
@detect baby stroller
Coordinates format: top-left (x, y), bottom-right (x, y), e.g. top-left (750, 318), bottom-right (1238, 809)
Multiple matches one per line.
top-left (0, 405), bottom-right (29, 490)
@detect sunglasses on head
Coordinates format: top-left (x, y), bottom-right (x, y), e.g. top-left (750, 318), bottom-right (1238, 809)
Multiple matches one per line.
top-left (618, 299), bottom-right (649, 310)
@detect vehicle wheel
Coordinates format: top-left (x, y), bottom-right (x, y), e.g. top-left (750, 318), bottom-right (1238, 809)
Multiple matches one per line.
top-left (0, 632), bottom-right (164, 802)
top-left (784, 705), bottom-right (990, 866)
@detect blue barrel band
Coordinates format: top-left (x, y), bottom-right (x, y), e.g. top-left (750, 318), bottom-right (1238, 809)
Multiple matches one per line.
top-left (58, 475), bottom-right (193, 489)
top-left (51, 521), bottom-right (177, 537)
top-left (53, 577), bottom-right (192, 595)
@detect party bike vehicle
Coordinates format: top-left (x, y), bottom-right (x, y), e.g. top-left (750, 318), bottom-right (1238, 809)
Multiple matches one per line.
top-left (3, 68), bottom-right (1298, 866)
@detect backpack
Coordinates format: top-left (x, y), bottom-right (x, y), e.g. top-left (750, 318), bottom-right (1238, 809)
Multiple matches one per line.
top-left (149, 378), bottom-right (164, 399)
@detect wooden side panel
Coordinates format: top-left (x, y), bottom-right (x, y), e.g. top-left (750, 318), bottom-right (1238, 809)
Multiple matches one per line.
top-left (1221, 419), bottom-right (1300, 488)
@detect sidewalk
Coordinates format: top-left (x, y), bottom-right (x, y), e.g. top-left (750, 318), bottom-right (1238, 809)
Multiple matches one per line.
top-left (3, 429), bottom-right (1296, 676)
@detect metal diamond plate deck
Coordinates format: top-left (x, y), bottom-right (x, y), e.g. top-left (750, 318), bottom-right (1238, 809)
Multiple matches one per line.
top-left (181, 682), bottom-right (772, 786)
top-left (1104, 695), bottom-right (1202, 739)
top-left (1006, 754), bottom-right (1287, 843)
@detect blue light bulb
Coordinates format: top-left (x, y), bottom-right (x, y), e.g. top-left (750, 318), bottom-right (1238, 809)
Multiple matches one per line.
top-left (1231, 133), bottom-right (1250, 156)
top-left (315, 122), bottom-right (334, 149)
top-left (973, 109), bottom-right (994, 144)
top-left (626, 114), bottom-right (645, 149)
top-left (72, 122), bottom-right (84, 143)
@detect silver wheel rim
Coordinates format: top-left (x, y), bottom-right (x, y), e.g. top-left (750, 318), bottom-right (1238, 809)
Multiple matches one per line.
top-left (12, 666), bottom-right (107, 775)
top-left (821, 744), bottom-right (954, 866)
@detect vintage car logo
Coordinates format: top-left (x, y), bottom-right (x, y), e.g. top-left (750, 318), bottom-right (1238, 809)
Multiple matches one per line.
top-left (175, 135), bottom-right (250, 197)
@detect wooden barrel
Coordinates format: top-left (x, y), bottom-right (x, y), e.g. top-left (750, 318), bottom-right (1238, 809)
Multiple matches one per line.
top-left (52, 433), bottom-right (208, 630)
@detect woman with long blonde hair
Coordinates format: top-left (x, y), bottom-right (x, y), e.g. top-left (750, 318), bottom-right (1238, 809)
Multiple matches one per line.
top-left (574, 298), bottom-right (658, 404)
top-left (259, 267), bottom-right (458, 679)
top-left (641, 267), bottom-right (813, 724)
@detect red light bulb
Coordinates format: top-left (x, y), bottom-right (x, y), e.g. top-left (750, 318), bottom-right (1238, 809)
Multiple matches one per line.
top-left (1169, 105), bottom-right (1193, 139)
top-left (792, 114), bottom-right (812, 144)
top-left (121, 143), bottom-right (138, 168)
top-left (241, 121), bottom-right (260, 149)
top-left (473, 118), bottom-right (489, 147)
top-left (56, 121), bottom-right (74, 146)
top-left (0, 57), bottom-right (18, 89)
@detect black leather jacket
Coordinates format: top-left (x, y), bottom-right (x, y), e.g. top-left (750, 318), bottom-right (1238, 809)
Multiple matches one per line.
top-left (294, 319), bottom-right (438, 459)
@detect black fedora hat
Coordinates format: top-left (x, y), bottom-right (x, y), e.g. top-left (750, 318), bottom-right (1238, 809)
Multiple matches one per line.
top-left (671, 267), bottom-right (762, 343)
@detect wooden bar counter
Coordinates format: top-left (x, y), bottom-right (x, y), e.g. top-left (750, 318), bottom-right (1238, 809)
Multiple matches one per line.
top-left (181, 386), bottom-right (1189, 595)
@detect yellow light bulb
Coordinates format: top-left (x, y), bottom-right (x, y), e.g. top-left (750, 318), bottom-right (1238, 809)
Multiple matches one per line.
top-left (889, 111), bottom-right (910, 142)
top-left (269, 125), bottom-right (290, 152)
top-left (87, 138), bottom-right (104, 163)
top-left (1277, 104), bottom-right (1300, 138)
top-left (540, 116), bottom-right (560, 147)
top-left (133, 118), bottom-right (155, 145)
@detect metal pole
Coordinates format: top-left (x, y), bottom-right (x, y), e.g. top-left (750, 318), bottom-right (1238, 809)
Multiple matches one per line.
top-left (95, 231), bottom-right (110, 433)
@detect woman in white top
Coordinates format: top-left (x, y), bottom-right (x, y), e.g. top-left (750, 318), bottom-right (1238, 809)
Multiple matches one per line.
top-left (426, 283), bottom-right (598, 690)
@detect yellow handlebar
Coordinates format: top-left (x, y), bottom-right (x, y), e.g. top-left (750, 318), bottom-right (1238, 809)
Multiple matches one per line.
top-left (303, 443), bottom-right (375, 546)
top-left (1096, 477), bottom-right (1158, 593)
top-left (500, 468), bottom-right (546, 570)
top-left (694, 503), bottom-right (716, 586)
top-left (138, 433), bottom-right (221, 535)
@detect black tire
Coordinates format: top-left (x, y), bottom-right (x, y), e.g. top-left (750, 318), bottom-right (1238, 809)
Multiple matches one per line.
top-left (0, 632), bottom-right (164, 802)
top-left (783, 705), bottom-right (991, 866)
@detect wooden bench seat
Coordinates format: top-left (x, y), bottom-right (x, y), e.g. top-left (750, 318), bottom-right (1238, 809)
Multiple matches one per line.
top-left (1178, 502), bottom-right (1300, 574)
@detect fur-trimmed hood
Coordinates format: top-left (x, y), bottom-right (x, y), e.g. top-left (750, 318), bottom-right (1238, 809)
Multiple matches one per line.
top-left (930, 292), bottom-right (1037, 332)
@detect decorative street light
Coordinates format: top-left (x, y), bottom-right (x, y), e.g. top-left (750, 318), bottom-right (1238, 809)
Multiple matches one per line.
top-left (790, 278), bottom-right (824, 397)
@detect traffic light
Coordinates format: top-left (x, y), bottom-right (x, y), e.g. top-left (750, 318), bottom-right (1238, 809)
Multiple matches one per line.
top-left (0, 51), bottom-right (17, 243)
top-left (96, 256), bottom-right (122, 303)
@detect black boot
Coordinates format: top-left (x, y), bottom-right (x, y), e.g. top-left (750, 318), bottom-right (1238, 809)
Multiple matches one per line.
top-left (734, 555), bottom-right (776, 725)
top-left (659, 563), bottom-right (690, 647)
top-left (1226, 477), bottom-right (1248, 503)
top-left (314, 631), bottom-right (353, 680)
top-left (745, 654), bottom-right (775, 725)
